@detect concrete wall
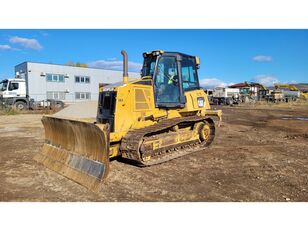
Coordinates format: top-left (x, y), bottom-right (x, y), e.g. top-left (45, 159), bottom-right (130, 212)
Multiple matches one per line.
top-left (14, 62), bottom-right (140, 102)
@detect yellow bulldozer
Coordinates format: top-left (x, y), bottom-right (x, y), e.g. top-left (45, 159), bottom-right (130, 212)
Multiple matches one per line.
top-left (34, 50), bottom-right (222, 192)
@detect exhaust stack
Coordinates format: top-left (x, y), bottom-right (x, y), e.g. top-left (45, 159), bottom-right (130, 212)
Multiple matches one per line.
top-left (121, 50), bottom-right (128, 84)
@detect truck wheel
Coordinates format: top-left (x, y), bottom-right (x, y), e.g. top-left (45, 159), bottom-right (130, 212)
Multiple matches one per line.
top-left (14, 101), bottom-right (27, 110)
top-left (226, 98), bottom-right (233, 105)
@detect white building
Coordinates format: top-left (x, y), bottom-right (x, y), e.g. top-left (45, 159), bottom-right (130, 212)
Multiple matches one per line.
top-left (14, 62), bottom-right (140, 102)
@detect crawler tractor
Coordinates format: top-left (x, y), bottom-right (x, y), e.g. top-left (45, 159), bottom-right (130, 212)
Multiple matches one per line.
top-left (35, 50), bottom-right (222, 192)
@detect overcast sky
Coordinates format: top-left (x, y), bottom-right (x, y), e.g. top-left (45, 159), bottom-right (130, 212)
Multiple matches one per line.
top-left (0, 29), bottom-right (307, 87)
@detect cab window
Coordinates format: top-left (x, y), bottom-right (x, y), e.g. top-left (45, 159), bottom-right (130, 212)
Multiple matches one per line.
top-left (181, 57), bottom-right (199, 91)
top-left (8, 82), bottom-right (19, 91)
top-left (0, 80), bottom-right (8, 91)
top-left (142, 56), bottom-right (157, 77)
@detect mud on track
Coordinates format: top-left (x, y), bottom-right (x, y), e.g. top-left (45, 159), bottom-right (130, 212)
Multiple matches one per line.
top-left (0, 104), bottom-right (307, 201)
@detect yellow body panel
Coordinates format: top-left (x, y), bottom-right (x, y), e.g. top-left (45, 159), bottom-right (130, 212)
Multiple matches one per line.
top-left (300, 92), bottom-right (308, 99)
top-left (103, 77), bottom-right (220, 147)
top-left (274, 84), bottom-right (299, 91)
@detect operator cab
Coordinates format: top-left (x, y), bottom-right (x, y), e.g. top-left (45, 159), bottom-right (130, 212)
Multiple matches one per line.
top-left (142, 50), bottom-right (201, 108)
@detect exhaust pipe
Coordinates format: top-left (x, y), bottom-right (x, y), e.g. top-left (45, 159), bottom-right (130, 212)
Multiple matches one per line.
top-left (121, 50), bottom-right (128, 84)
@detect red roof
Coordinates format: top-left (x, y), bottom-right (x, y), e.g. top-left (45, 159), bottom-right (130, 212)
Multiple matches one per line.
top-left (229, 82), bottom-right (249, 88)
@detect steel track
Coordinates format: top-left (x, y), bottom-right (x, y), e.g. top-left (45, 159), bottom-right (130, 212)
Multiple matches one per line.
top-left (120, 116), bottom-right (216, 166)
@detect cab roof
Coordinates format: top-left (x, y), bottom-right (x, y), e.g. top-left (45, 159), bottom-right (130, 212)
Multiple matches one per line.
top-left (143, 50), bottom-right (196, 59)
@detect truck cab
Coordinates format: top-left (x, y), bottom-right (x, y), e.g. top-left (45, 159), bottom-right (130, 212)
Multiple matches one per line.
top-left (0, 78), bottom-right (29, 110)
top-left (0, 78), bottom-right (27, 98)
top-left (211, 87), bottom-right (240, 105)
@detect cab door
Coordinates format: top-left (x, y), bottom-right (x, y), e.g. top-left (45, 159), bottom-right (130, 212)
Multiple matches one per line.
top-left (8, 81), bottom-right (20, 97)
top-left (153, 55), bottom-right (185, 108)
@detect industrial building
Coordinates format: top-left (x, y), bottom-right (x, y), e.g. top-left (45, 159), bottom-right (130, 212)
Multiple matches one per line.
top-left (14, 62), bottom-right (140, 102)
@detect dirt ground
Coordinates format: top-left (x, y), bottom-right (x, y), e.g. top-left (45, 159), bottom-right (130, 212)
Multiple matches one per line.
top-left (0, 103), bottom-right (307, 201)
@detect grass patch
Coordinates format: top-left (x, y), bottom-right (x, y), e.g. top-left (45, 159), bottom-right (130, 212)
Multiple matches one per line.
top-left (0, 107), bottom-right (19, 115)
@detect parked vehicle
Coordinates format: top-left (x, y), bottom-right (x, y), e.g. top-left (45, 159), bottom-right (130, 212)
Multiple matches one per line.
top-left (0, 78), bottom-right (64, 110)
top-left (275, 84), bottom-right (300, 101)
top-left (265, 90), bottom-right (284, 103)
top-left (265, 90), bottom-right (300, 103)
top-left (34, 50), bottom-right (222, 191)
top-left (210, 87), bottom-right (240, 105)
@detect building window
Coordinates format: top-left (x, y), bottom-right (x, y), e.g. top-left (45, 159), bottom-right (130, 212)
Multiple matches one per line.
top-left (47, 91), bottom-right (66, 100)
top-left (75, 76), bottom-right (90, 83)
top-left (75, 92), bottom-right (91, 100)
top-left (47, 73), bottom-right (65, 82)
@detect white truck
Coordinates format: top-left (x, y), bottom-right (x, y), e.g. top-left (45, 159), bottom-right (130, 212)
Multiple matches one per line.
top-left (211, 87), bottom-right (240, 105)
top-left (0, 78), bottom-right (64, 110)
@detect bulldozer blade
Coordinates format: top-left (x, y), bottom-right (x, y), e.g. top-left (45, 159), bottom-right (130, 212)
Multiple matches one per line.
top-left (34, 116), bottom-right (110, 193)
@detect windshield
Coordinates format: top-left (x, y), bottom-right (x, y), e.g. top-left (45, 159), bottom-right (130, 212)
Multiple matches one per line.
top-left (0, 80), bottom-right (8, 91)
top-left (142, 55), bottom-right (157, 77)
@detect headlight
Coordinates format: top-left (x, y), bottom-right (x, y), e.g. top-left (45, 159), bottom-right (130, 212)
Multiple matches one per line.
top-left (197, 97), bottom-right (205, 107)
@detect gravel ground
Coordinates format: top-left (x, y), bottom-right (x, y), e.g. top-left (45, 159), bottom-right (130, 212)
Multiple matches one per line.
top-left (0, 103), bottom-right (307, 201)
